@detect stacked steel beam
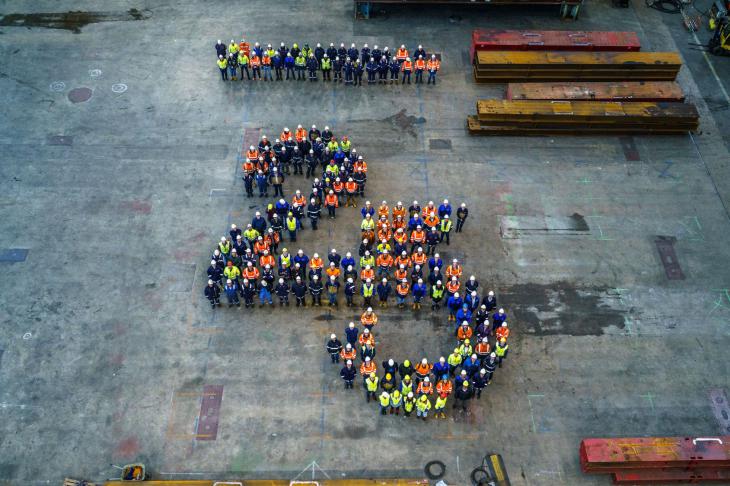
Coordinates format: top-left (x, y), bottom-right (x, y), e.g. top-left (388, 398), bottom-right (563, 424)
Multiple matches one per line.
top-left (466, 29), bottom-right (697, 136)
top-left (580, 437), bottom-right (730, 484)
top-left (470, 29), bottom-right (641, 61)
top-left (505, 81), bottom-right (685, 102)
top-left (473, 51), bottom-right (682, 82)
top-left (467, 100), bottom-right (699, 135)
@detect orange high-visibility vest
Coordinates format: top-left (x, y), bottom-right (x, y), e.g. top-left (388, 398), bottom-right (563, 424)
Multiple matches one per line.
top-left (410, 230), bottom-right (425, 243)
top-left (259, 254), bottom-right (275, 268)
top-left (392, 206), bottom-right (406, 220)
top-left (376, 254), bottom-right (393, 268)
top-left (340, 348), bottom-right (356, 361)
top-left (446, 280), bottom-right (460, 294)
top-left (262, 56), bottom-right (271, 66)
top-left (280, 130), bottom-right (292, 141)
top-left (415, 59), bottom-right (425, 70)
top-left (427, 59), bottom-right (440, 71)
top-left (361, 312), bottom-right (377, 325)
top-left (254, 240), bottom-right (269, 254)
top-left (496, 326), bottom-right (510, 341)
top-left (396, 282), bottom-right (410, 296)
top-left (295, 128), bottom-right (306, 142)
top-left (250, 56), bottom-right (261, 67)
top-left (247, 149), bottom-right (259, 161)
top-left (377, 229), bottom-right (392, 242)
top-left (333, 181), bottom-right (344, 193)
top-left (243, 267), bottom-right (259, 280)
top-left (402, 60), bottom-right (412, 71)
top-left (358, 333), bottom-right (374, 347)
top-left (436, 381), bottom-right (452, 396)
top-left (378, 206), bottom-right (389, 218)
top-left (396, 48), bottom-right (408, 61)
top-left (415, 362), bottom-right (431, 375)
top-left (345, 181), bottom-right (357, 193)
top-left (326, 267), bottom-right (340, 279)
top-left (475, 342), bottom-right (490, 355)
top-left (417, 381), bottom-right (433, 395)
top-left (446, 264), bottom-right (462, 279)
top-left (424, 215), bottom-right (440, 228)
top-left (292, 195), bottom-right (305, 207)
top-left (412, 252), bottom-right (427, 266)
top-left (310, 257), bottom-right (324, 270)
top-left (457, 326), bottom-right (473, 341)
top-left (422, 206), bottom-right (436, 218)
top-left (325, 194), bottom-right (338, 207)
top-left (354, 161), bottom-right (368, 173)
top-left (242, 161), bottom-right (255, 174)
top-left (239, 42), bottom-right (250, 56)
top-left (394, 231), bottom-right (408, 244)
top-left (360, 268), bottom-right (374, 281)
top-left (395, 255), bottom-right (411, 268)
top-left (394, 269), bottom-right (408, 281)
top-left (360, 361), bottom-right (376, 376)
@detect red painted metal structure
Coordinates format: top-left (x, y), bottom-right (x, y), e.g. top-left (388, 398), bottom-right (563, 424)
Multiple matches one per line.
top-left (581, 437), bottom-right (730, 484)
top-left (471, 30), bottom-right (641, 60)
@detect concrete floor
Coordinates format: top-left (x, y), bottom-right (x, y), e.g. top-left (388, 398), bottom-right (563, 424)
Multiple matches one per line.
top-left (1, 0), bottom-right (730, 485)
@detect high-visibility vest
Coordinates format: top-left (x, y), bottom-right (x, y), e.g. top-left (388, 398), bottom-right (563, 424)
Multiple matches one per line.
top-left (280, 254), bottom-right (291, 268)
top-left (415, 363), bottom-right (431, 375)
top-left (446, 281), bottom-right (460, 294)
top-left (457, 326), bottom-right (473, 341)
top-left (361, 219), bottom-right (375, 231)
top-left (239, 42), bottom-right (250, 56)
top-left (365, 376), bottom-right (379, 391)
top-left (250, 56), bottom-right (261, 67)
top-left (436, 381), bottom-right (452, 396)
top-left (262, 56), bottom-right (271, 66)
top-left (360, 255), bottom-right (375, 268)
top-left (217, 59), bottom-right (228, 69)
top-left (427, 60), bottom-right (440, 71)
top-left (243, 267), bottom-right (259, 280)
top-left (377, 255), bottom-right (393, 268)
top-left (238, 54), bottom-right (249, 66)
top-left (410, 230), bottom-right (425, 243)
top-left (360, 268), bottom-right (374, 281)
top-left (358, 333), bottom-right (374, 347)
top-left (292, 195), bottom-right (305, 207)
top-left (446, 265), bottom-right (462, 278)
top-left (310, 258), bottom-right (323, 270)
top-left (416, 397), bottom-right (431, 412)
top-left (260, 254), bottom-right (275, 267)
top-left (340, 348), bottom-right (356, 361)
top-left (447, 353), bottom-right (462, 367)
top-left (401, 382), bottom-right (413, 396)
top-left (397, 283), bottom-right (410, 296)
top-left (424, 215), bottom-right (439, 228)
top-left (295, 56), bottom-right (306, 67)
top-left (333, 181), bottom-right (344, 193)
top-left (378, 206), bottom-right (389, 218)
top-left (496, 342), bottom-right (508, 357)
top-left (295, 128), bottom-right (306, 142)
top-left (379, 393), bottom-right (390, 406)
top-left (393, 207), bottom-right (406, 219)
top-left (390, 392), bottom-right (402, 406)
top-left (395, 256), bottom-right (411, 268)
top-left (224, 266), bottom-right (240, 279)
top-left (412, 253), bottom-right (426, 266)
top-left (394, 232), bottom-right (408, 245)
top-left (417, 382), bottom-right (433, 395)
top-left (404, 397), bottom-right (415, 412)
top-left (475, 342), bottom-right (490, 355)
top-left (361, 312), bottom-right (376, 324)
top-left (396, 48), bottom-right (408, 61)
top-left (415, 59), bottom-right (425, 70)
top-left (496, 327), bottom-right (510, 341)
top-left (321, 58), bottom-right (331, 70)
top-left (228, 44), bottom-right (239, 54)
top-left (440, 219), bottom-right (452, 232)
top-left (431, 286), bottom-right (444, 299)
top-left (435, 396), bottom-right (447, 409)
top-left (361, 361), bottom-right (377, 376)
top-left (377, 229), bottom-right (392, 243)
top-left (280, 130), bottom-right (292, 141)
top-left (247, 149), bottom-right (259, 161)
top-left (286, 218), bottom-right (297, 231)
top-left (341, 140), bottom-right (351, 151)
top-left (325, 195), bottom-right (338, 207)
top-left (402, 61), bottom-right (412, 71)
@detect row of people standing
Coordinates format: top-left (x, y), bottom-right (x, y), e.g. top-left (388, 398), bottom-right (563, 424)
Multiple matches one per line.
top-left (215, 40), bottom-right (440, 84)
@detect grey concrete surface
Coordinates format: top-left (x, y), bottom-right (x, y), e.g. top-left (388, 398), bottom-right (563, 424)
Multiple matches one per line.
top-left (0, 0), bottom-right (729, 485)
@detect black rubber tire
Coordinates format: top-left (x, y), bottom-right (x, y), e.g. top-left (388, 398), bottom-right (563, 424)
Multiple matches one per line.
top-left (424, 460), bottom-right (446, 480)
top-left (470, 466), bottom-right (493, 485)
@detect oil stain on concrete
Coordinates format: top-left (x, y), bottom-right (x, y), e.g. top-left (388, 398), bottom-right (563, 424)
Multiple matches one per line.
top-left (0, 9), bottom-right (150, 34)
top-left (503, 282), bottom-right (626, 336)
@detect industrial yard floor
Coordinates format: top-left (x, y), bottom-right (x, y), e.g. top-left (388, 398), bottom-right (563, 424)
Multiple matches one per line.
top-left (1, 1), bottom-right (729, 485)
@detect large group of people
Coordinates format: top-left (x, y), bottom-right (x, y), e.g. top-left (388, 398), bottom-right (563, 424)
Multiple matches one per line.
top-left (241, 126), bottom-right (368, 210)
top-left (203, 120), bottom-right (512, 422)
top-left (215, 39), bottom-right (441, 85)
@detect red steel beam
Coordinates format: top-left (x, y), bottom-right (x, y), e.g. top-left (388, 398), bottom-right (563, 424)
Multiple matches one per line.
top-left (471, 30), bottom-right (640, 60)
top-left (580, 437), bottom-right (730, 472)
top-left (613, 468), bottom-right (730, 484)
